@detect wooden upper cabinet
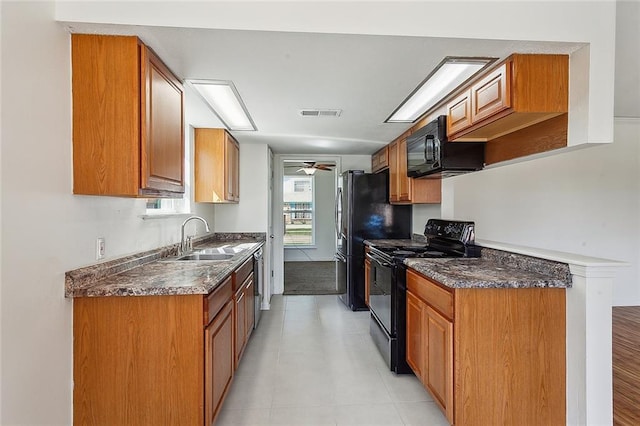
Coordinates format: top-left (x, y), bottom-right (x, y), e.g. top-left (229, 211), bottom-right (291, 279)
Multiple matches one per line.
top-left (446, 89), bottom-right (472, 136)
top-left (388, 136), bottom-right (441, 205)
top-left (371, 146), bottom-right (389, 173)
top-left (72, 34), bottom-right (185, 197)
top-left (194, 128), bottom-right (240, 203)
top-left (397, 138), bottom-right (411, 201)
top-left (447, 54), bottom-right (568, 142)
top-left (388, 140), bottom-right (400, 202)
top-left (471, 63), bottom-right (511, 123)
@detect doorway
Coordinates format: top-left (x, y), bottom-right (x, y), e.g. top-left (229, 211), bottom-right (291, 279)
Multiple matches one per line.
top-left (273, 156), bottom-right (341, 296)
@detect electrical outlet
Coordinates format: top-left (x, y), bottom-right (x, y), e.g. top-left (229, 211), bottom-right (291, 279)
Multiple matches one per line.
top-left (96, 237), bottom-right (105, 260)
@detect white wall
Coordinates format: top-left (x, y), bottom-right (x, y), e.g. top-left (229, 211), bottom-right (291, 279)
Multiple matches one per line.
top-left (412, 204), bottom-right (442, 235)
top-left (284, 169), bottom-right (336, 262)
top-left (446, 118), bottom-right (640, 305)
top-left (0, 3), bottom-right (216, 424)
top-left (213, 143), bottom-right (269, 232)
top-left (340, 155), bottom-right (371, 173)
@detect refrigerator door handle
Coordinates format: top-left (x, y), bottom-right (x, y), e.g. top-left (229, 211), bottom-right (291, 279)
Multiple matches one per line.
top-left (335, 187), bottom-right (342, 239)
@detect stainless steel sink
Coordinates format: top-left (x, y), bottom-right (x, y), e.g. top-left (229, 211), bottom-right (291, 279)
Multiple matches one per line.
top-left (192, 247), bottom-right (243, 255)
top-left (175, 253), bottom-right (235, 261)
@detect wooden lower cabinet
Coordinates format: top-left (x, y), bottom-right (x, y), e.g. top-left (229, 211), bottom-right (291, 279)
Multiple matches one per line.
top-left (406, 269), bottom-right (566, 426)
top-left (73, 259), bottom-right (259, 425)
top-left (73, 295), bottom-right (205, 425)
top-left (405, 290), bottom-right (424, 378)
top-left (364, 257), bottom-right (371, 307)
top-left (234, 284), bottom-right (247, 367)
top-left (425, 305), bottom-right (453, 423)
top-left (234, 273), bottom-right (255, 368)
top-left (205, 299), bottom-right (234, 425)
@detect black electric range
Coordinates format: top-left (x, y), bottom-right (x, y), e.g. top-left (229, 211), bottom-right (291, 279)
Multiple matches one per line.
top-left (366, 219), bottom-right (480, 373)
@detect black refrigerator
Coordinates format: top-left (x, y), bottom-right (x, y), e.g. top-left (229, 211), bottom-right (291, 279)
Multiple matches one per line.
top-left (335, 170), bottom-right (412, 310)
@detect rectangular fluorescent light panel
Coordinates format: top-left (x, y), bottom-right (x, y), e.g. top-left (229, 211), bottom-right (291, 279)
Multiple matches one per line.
top-left (386, 57), bottom-right (495, 123)
top-left (189, 80), bottom-right (257, 131)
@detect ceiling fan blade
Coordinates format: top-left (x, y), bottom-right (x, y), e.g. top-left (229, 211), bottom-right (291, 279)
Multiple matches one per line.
top-left (302, 161), bottom-right (316, 167)
top-left (315, 166), bottom-right (333, 171)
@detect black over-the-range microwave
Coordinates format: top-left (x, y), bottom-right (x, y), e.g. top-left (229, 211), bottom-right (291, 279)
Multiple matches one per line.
top-left (406, 115), bottom-right (486, 179)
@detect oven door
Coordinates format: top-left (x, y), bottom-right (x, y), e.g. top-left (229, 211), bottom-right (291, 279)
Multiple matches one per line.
top-left (366, 252), bottom-right (393, 335)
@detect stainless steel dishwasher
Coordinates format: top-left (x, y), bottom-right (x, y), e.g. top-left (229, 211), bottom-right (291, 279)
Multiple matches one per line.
top-left (253, 248), bottom-right (264, 328)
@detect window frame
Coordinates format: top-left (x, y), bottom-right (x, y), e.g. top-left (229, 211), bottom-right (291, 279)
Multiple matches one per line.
top-left (283, 175), bottom-right (316, 248)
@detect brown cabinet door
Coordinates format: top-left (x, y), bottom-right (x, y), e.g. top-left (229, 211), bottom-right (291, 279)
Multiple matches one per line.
top-left (371, 154), bottom-right (379, 173)
top-left (232, 141), bottom-right (240, 201)
top-left (140, 46), bottom-right (185, 195)
top-left (234, 286), bottom-right (246, 368)
top-left (425, 305), bottom-right (454, 425)
top-left (244, 275), bottom-right (255, 337)
top-left (377, 147), bottom-right (389, 170)
top-left (205, 300), bottom-right (234, 426)
top-left (372, 146), bottom-right (389, 173)
top-left (406, 290), bottom-right (425, 382)
top-left (225, 134), bottom-right (240, 201)
top-left (397, 138), bottom-right (411, 201)
top-left (364, 258), bottom-right (371, 307)
top-left (471, 62), bottom-right (511, 124)
top-left (447, 89), bottom-right (472, 136)
top-left (388, 141), bottom-right (399, 202)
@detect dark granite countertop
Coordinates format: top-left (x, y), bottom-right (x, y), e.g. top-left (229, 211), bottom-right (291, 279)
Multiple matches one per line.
top-left (65, 234), bottom-right (265, 298)
top-left (405, 257), bottom-right (571, 289)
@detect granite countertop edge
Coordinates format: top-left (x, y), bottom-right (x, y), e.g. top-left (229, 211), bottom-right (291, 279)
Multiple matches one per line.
top-left (66, 233), bottom-right (265, 298)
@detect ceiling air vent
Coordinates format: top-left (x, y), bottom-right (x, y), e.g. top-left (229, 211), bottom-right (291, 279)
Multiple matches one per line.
top-left (299, 109), bottom-right (342, 117)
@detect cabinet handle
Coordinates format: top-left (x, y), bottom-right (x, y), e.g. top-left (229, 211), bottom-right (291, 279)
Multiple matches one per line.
top-left (237, 292), bottom-right (244, 303)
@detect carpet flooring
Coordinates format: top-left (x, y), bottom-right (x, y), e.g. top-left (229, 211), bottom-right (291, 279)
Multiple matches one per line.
top-left (284, 261), bottom-right (338, 295)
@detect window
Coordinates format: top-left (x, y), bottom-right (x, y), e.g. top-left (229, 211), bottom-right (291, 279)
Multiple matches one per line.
top-left (283, 176), bottom-right (314, 246)
top-left (294, 180), bottom-right (311, 192)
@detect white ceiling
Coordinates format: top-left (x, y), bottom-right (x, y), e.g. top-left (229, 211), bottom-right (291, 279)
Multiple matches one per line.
top-left (62, 22), bottom-right (584, 155)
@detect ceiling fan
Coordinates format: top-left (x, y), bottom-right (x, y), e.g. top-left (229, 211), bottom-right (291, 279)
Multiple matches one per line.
top-left (297, 162), bottom-right (335, 175)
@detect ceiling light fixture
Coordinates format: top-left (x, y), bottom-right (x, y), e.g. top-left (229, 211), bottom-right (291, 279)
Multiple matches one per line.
top-left (188, 79), bottom-right (257, 131)
top-left (385, 57), bottom-right (495, 123)
top-left (301, 167), bottom-right (317, 175)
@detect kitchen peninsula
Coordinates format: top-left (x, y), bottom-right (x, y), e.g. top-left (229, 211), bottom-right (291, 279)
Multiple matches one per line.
top-left (66, 233), bottom-right (265, 426)
top-left (403, 249), bottom-right (570, 425)
top-left (393, 238), bottom-right (625, 426)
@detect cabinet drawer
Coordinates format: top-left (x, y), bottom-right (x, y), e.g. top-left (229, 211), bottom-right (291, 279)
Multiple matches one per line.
top-left (407, 270), bottom-right (453, 320)
top-left (205, 276), bottom-right (232, 325)
top-left (233, 257), bottom-right (253, 291)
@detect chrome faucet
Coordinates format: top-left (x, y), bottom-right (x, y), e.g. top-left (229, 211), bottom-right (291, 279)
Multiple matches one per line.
top-left (180, 216), bottom-right (211, 254)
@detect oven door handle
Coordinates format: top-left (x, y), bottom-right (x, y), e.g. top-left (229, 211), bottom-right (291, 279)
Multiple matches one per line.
top-left (366, 252), bottom-right (391, 268)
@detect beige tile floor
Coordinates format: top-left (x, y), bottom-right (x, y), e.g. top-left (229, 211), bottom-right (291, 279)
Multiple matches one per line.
top-left (216, 295), bottom-right (448, 425)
